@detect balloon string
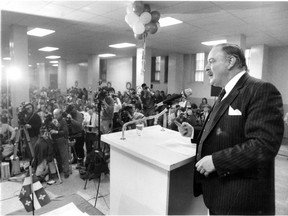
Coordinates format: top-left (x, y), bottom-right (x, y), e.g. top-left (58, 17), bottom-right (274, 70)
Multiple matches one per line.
top-left (142, 33), bottom-right (146, 74)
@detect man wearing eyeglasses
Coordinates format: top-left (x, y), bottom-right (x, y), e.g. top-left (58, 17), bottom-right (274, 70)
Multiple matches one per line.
top-left (178, 43), bottom-right (284, 215)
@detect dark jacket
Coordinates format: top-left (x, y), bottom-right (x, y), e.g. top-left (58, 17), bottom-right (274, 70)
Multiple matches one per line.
top-left (195, 73), bottom-right (284, 215)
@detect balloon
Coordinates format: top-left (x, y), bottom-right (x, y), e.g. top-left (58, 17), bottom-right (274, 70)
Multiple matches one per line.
top-left (126, 4), bottom-right (133, 14)
top-left (133, 21), bottom-right (145, 35)
top-left (145, 22), bottom-right (158, 34)
top-left (151, 11), bottom-right (161, 22)
top-left (125, 12), bottom-right (140, 27)
top-left (139, 12), bottom-right (152, 25)
top-left (143, 4), bottom-right (151, 13)
top-left (132, 1), bottom-right (144, 16)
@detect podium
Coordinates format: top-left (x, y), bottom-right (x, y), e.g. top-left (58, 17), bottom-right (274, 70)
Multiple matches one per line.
top-left (101, 125), bottom-right (207, 215)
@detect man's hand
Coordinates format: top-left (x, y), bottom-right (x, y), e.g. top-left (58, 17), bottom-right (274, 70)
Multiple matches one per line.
top-left (195, 155), bottom-right (215, 177)
top-left (177, 122), bottom-right (194, 138)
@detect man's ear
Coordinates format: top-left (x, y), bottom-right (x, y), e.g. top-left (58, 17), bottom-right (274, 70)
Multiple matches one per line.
top-left (227, 56), bottom-right (237, 70)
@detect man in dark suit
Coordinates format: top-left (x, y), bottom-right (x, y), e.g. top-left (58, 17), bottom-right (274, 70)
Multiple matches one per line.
top-left (179, 43), bottom-right (284, 215)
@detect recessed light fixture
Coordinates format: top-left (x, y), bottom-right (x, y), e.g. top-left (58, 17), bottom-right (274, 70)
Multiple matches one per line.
top-left (27, 28), bottom-right (55, 37)
top-left (28, 65), bottom-right (32, 67)
top-left (98, 54), bottom-right (116, 58)
top-left (49, 61), bottom-right (58, 64)
top-left (201, 39), bottom-right (227, 46)
top-left (109, 43), bottom-right (136, 48)
top-left (3, 57), bottom-right (11, 60)
top-left (159, 17), bottom-right (183, 27)
top-left (45, 55), bottom-right (61, 59)
top-left (52, 64), bottom-right (59, 67)
top-left (38, 47), bottom-right (59, 52)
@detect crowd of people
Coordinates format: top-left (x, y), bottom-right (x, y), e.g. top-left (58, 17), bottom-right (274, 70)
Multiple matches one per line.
top-left (0, 84), bottom-right (211, 182)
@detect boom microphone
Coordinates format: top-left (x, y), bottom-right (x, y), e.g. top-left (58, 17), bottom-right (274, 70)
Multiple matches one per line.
top-left (155, 88), bottom-right (192, 108)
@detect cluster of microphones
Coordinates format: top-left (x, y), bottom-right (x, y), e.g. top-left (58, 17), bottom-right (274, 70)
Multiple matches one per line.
top-left (155, 88), bottom-right (193, 108)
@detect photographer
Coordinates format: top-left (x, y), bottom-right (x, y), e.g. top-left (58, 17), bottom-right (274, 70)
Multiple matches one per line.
top-left (65, 104), bottom-right (85, 167)
top-left (19, 103), bottom-right (42, 159)
top-left (50, 108), bottom-right (70, 179)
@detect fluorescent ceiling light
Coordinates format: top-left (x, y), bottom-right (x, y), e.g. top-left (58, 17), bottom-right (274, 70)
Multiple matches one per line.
top-left (45, 55), bottom-right (61, 59)
top-left (27, 28), bottom-right (55, 37)
top-left (52, 64), bottom-right (58, 67)
top-left (3, 57), bottom-right (11, 60)
top-left (49, 61), bottom-right (58, 64)
top-left (98, 53), bottom-right (116, 58)
top-left (38, 47), bottom-right (59, 52)
top-left (159, 17), bottom-right (183, 27)
top-left (201, 39), bottom-right (227, 46)
top-left (109, 43), bottom-right (136, 48)
top-left (28, 65), bottom-right (32, 67)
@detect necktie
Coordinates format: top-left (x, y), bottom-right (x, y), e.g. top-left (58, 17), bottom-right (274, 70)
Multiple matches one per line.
top-left (214, 88), bottom-right (226, 107)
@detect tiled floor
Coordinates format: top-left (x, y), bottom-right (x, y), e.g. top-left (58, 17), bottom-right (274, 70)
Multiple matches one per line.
top-left (1, 138), bottom-right (288, 215)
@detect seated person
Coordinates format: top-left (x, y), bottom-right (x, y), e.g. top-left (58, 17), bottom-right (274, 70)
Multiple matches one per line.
top-left (0, 115), bottom-right (16, 161)
top-left (33, 128), bottom-right (57, 182)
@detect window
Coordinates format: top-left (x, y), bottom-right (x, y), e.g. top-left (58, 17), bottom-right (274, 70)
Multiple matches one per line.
top-left (245, 49), bottom-right (251, 70)
top-left (195, 53), bottom-right (205, 82)
top-left (164, 56), bottom-right (168, 83)
top-left (151, 56), bottom-right (161, 82)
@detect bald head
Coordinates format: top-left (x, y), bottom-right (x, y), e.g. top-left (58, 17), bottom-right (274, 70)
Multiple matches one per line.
top-left (53, 108), bottom-right (62, 120)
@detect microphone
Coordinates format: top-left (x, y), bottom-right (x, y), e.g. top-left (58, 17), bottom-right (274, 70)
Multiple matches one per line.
top-left (155, 88), bottom-right (192, 108)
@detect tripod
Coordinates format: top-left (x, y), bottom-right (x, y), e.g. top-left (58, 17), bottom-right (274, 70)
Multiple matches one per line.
top-left (15, 124), bottom-right (34, 160)
top-left (10, 125), bottom-right (34, 176)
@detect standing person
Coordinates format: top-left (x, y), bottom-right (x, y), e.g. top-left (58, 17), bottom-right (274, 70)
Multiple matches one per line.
top-left (50, 108), bottom-right (70, 179)
top-left (83, 106), bottom-right (98, 153)
top-left (65, 104), bottom-right (85, 167)
top-left (141, 86), bottom-right (155, 126)
top-left (23, 103), bottom-right (42, 159)
top-left (178, 43), bottom-right (284, 215)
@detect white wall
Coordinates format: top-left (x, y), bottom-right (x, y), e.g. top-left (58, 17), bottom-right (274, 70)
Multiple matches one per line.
top-left (106, 57), bottom-right (133, 93)
top-left (268, 46), bottom-right (288, 138)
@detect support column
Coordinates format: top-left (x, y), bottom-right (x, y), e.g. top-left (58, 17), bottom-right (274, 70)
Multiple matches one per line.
top-left (38, 63), bottom-right (49, 88)
top-left (9, 24), bottom-right (29, 127)
top-left (88, 55), bottom-right (100, 91)
top-left (58, 59), bottom-right (67, 94)
top-left (136, 47), bottom-right (152, 89)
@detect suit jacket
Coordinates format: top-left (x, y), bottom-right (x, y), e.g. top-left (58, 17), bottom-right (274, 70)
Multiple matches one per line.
top-left (194, 73), bottom-right (284, 215)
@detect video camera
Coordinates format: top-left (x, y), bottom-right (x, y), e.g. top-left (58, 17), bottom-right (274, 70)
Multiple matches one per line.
top-left (93, 86), bottom-right (109, 104)
top-left (42, 113), bottom-right (58, 132)
top-left (17, 103), bottom-right (33, 126)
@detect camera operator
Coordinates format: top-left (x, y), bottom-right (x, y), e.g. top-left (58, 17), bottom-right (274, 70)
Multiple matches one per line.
top-left (95, 87), bottom-right (114, 153)
top-left (20, 103), bottom-right (42, 159)
top-left (140, 86), bottom-right (155, 126)
top-left (65, 104), bottom-right (85, 167)
top-left (98, 87), bottom-right (114, 134)
top-left (50, 108), bottom-right (70, 179)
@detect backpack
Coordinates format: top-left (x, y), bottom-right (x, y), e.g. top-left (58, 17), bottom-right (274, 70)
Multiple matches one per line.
top-left (79, 150), bottom-right (109, 180)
